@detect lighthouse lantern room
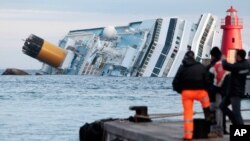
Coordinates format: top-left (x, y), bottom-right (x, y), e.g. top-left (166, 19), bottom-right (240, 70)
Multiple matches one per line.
top-left (221, 6), bottom-right (243, 63)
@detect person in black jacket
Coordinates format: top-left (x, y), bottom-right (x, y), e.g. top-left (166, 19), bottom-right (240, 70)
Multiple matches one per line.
top-left (220, 49), bottom-right (250, 125)
top-left (172, 51), bottom-right (211, 141)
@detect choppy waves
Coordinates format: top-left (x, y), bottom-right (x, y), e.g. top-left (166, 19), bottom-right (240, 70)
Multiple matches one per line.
top-left (0, 75), bottom-right (249, 141)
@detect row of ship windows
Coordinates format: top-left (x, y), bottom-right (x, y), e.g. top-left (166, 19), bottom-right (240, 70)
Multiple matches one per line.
top-left (141, 18), bottom-right (179, 76)
top-left (196, 17), bottom-right (214, 61)
top-left (154, 26), bottom-right (182, 76)
top-left (141, 46), bottom-right (156, 70)
top-left (165, 44), bottom-right (180, 75)
top-left (139, 20), bottom-right (163, 74)
top-left (151, 19), bottom-right (177, 76)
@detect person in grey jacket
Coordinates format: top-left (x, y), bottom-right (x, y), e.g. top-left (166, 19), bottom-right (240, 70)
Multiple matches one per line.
top-left (220, 49), bottom-right (250, 125)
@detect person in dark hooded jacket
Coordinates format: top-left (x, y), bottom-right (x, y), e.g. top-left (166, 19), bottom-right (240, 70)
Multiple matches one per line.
top-left (173, 51), bottom-right (209, 92)
top-left (172, 51), bottom-right (211, 141)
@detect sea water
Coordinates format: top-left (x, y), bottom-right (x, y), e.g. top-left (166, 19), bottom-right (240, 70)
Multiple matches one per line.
top-left (0, 75), bottom-right (250, 141)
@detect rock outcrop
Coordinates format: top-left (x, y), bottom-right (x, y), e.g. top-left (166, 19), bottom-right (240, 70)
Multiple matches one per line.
top-left (2, 68), bottom-right (29, 75)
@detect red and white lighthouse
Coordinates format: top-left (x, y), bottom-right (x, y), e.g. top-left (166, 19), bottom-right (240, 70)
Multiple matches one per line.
top-left (221, 6), bottom-right (243, 63)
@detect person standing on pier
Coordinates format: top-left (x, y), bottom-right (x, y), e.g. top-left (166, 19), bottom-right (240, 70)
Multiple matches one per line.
top-left (207, 47), bottom-right (229, 136)
top-left (172, 50), bottom-right (211, 141)
top-left (220, 49), bottom-right (250, 125)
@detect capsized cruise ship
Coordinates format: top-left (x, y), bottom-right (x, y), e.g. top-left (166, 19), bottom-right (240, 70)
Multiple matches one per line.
top-left (23, 13), bottom-right (221, 77)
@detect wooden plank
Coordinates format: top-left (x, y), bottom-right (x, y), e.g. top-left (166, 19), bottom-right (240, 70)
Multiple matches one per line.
top-left (104, 120), bottom-right (181, 141)
top-left (104, 120), bottom-right (248, 141)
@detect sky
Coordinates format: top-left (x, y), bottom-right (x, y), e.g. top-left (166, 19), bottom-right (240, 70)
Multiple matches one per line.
top-left (0, 0), bottom-right (249, 69)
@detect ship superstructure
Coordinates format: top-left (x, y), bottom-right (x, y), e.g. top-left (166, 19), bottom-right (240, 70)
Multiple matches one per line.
top-left (23, 14), bottom-right (221, 77)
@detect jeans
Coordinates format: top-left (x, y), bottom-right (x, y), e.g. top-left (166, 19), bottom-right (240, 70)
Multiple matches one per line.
top-left (220, 95), bottom-right (244, 125)
top-left (210, 93), bottom-right (223, 133)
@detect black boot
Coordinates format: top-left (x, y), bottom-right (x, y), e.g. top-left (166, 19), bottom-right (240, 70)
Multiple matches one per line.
top-left (203, 107), bottom-right (216, 124)
top-left (203, 107), bottom-right (211, 121)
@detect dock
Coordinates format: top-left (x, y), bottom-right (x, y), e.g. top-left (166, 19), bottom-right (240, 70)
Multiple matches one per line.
top-left (104, 119), bottom-right (249, 141)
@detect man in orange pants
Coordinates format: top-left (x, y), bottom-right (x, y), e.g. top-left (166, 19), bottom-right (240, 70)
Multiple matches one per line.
top-left (173, 51), bottom-right (211, 141)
